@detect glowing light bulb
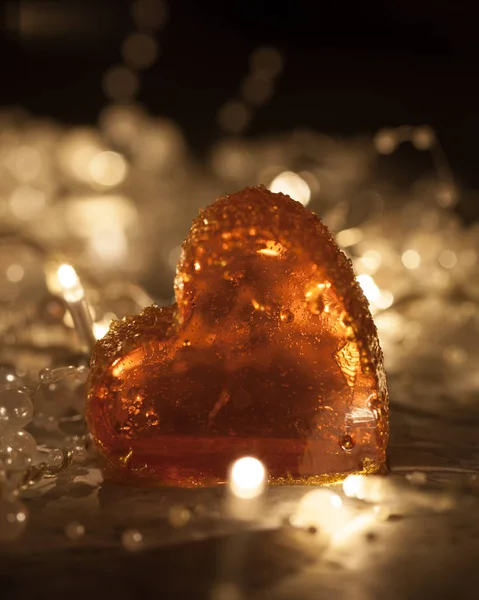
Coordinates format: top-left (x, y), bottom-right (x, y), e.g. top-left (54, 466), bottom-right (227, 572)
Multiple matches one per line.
top-left (229, 457), bottom-right (266, 499)
top-left (56, 264), bottom-right (84, 303)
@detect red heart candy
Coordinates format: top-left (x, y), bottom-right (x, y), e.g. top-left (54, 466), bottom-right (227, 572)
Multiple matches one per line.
top-left (87, 186), bottom-right (388, 486)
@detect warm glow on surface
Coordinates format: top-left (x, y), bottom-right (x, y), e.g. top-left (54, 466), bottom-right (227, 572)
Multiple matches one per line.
top-left (269, 171), bottom-right (311, 206)
top-left (229, 457), bottom-right (266, 499)
top-left (342, 474), bottom-right (367, 499)
top-left (291, 489), bottom-right (349, 536)
top-left (256, 240), bottom-right (286, 257)
top-left (342, 474), bottom-right (386, 504)
top-left (111, 347), bottom-right (148, 378)
top-left (257, 247), bottom-right (280, 257)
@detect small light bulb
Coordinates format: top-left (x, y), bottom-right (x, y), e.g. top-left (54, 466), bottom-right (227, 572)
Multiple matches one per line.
top-left (229, 457), bottom-right (266, 499)
top-left (56, 264), bottom-right (84, 303)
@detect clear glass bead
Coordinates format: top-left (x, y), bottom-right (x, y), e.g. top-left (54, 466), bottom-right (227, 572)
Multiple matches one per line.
top-left (0, 429), bottom-right (37, 469)
top-left (0, 388), bottom-right (34, 430)
top-left (49, 366), bottom-right (78, 383)
top-left (76, 365), bottom-right (89, 383)
top-left (41, 446), bottom-right (64, 469)
top-left (72, 444), bottom-right (88, 463)
top-left (0, 368), bottom-right (20, 391)
top-left (39, 367), bottom-right (53, 384)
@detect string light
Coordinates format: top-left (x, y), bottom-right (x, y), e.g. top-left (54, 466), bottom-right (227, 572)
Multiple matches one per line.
top-left (46, 263), bottom-right (96, 351)
top-left (0, 99), bottom-right (477, 551)
top-left (55, 264), bottom-right (84, 303)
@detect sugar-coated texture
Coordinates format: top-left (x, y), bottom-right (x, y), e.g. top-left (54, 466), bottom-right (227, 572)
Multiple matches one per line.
top-left (88, 186), bottom-right (388, 486)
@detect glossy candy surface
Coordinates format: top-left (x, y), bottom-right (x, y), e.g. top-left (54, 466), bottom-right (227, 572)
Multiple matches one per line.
top-left (87, 186), bottom-right (388, 486)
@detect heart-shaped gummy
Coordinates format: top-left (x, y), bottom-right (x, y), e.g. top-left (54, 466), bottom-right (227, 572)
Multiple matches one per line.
top-left (87, 186), bottom-right (388, 486)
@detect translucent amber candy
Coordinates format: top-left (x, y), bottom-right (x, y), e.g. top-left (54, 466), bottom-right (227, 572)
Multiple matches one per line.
top-left (87, 186), bottom-right (388, 486)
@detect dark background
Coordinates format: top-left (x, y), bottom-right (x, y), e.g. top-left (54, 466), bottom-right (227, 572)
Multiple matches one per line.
top-left (1, 0), bottom-right (478, 189)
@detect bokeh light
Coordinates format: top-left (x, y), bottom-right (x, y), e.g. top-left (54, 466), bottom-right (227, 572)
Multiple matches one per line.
top-left (218, 101), bottom-right (252, 134)
top-left (269, 171), bottom-right (311, 206)
top-left (122, 32), bottom-right (159, 69)
top-left (103, 65), bottom-right (139, 103)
